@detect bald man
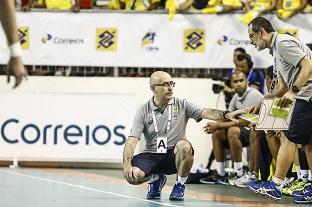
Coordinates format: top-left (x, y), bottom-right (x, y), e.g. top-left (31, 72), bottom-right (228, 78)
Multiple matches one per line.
top-left (0, 0), bottom-right (28, 88)
top-left (122, 71), bottom-right (237, 201)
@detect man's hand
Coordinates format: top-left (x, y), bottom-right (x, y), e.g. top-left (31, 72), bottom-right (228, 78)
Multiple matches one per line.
top-left (249, 102), bottom-right (261, 114)
top-left (123, 164), bottom-right (137, 184)
top-left (278, 90), bottom-right (295, 108)
top-left (203, 122), bottom-right (219, 133)
top-left (225, 108), bottom-right (249, 121)
top-left (6, 57), bottom-right (28, 88)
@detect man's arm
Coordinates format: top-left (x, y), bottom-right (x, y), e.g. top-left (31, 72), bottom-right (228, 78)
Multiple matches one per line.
top-left (71, 0), bottom-right (81, 12)
top-left (201, 108), bottom-right (225, 121)
top-left (122, 136), bottom-right (139, 182)
top-left (0, 1), bottom-right (19, 45)
top-left (0, 0), bottom-right (28, 88)
top-left (293, 57), bottom-right (312, 90)
top-left (123, 136), bottom-right (139, 167)
top-left (249, 77), bottom-right (287, 113)
top-left (265, 77), bottom-right (288, 98)
top-left (279, 57), bottom-right (312, 107)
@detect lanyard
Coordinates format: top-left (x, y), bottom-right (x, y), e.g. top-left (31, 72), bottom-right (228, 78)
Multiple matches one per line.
top-left (152, 104), bottom-right (172, 135)
top-left (270, 54), bottom-right (279, 93)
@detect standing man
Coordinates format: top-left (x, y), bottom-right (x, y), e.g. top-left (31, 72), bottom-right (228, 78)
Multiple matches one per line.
top-left (0, 0), bottom-right (28, 88)
top-left (123, 71), bottom-right (235, 201)
top-left (247, 17), bottom-right (312, 203)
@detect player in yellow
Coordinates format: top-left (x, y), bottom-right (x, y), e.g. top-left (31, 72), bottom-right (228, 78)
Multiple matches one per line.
top-left (201, 0), bottom-right (243, 14)
top-left (240, 0), bottom-right (277, 25)
top-left (276, 0), bottom-right (308, 19)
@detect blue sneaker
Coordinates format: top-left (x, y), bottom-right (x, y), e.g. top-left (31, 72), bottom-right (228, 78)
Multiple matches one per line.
top-left (294, 185), bottom-right (312, 204)
top-left (248, 181), bottom-right (281, 201)
top-left (248, 180), bottom-right (262, 192)
top-left (146, 174), bottom-right (167, 199)
top-left (169, 182), bottom-right (185, 201)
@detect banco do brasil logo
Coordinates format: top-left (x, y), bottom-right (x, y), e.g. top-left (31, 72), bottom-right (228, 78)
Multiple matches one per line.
top-left (184, 29), bottom-right (205, 53)
top-left (18, 26), bottom-right (29, 49)
top-left (96, 28), bottom-right (118, 51)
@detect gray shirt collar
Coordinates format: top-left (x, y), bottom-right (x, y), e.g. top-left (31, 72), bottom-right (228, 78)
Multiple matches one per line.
top-left (238, 87), bottom-right (252, 101)
top-left (149, 97), bottom-right (174, 111)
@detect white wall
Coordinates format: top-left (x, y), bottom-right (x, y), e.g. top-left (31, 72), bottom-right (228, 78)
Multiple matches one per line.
top-left (0, 76), bottom-right (225, 165)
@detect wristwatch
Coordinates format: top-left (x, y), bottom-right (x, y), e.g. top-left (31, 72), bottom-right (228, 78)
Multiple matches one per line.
top-left (291, 85), bottom-right (300, 94)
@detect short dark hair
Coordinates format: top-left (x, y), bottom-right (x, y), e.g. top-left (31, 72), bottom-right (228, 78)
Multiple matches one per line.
top-left (234, 47), bottom-right (246, 54)
top-left (237, 53), bottom-right (253, 69)
top-left (248, 17), bottom-right (275, 33)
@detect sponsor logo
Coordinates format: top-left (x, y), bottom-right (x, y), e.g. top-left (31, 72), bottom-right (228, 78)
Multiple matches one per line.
top-left (217, 35), bottom-right (250, 46)
top-left (0, 118), bottom-right (126, 146)
top-left (141, 30), bottom-right (159, 52)
top-left (41, 34), bottom-right (84, 45)
top-left (184, 29), bottom-right (205, 53)
top-left (18, 26), bottom-right (29, 49)
top-left (96, 28), bottom-right (117, 51)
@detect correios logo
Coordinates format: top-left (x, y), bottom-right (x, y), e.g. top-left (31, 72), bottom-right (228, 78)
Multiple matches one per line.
top-left (41, 34), bottom-right (84, 44)
top-left (41, 34), bottom-right (52, 43)
top-left (217, 35), bottom-right (250, 46)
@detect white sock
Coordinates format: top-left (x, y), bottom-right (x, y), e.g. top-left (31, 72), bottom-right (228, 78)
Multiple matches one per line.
top-left (301, 170), bottom-right (309, 182)
top-left (216, 162), bottom-right (225, 176)
top-left (272, 176), bottom-right (284, 189)
top-left (149, 174), bottom-right (159, 183)
top-left (309, 170), bottom-right (312, 181)
top-left (295, 165), bottom-right (301, 179)
top-left (234, 162), bottom-right (243, 177)
top-left (178, 175), bottom-right (187, 184)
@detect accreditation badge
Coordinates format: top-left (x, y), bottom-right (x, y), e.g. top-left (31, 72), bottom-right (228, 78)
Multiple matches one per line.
top-left (156, 137), bottom-right (167, 153)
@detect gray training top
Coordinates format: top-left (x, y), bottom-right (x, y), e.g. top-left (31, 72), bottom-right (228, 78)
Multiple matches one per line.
top-left (270, 32), bottom-right (312, 100)
top-left (129, 97), bottom-right (203, 153)
top-left (228, 87), bottom-right (264, 112)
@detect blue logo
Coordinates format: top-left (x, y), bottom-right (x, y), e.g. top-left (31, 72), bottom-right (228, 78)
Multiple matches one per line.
top-left (217, 35), bottom-right (250, 46)
top-left (41, 34), bottom-right (84, 44)
top-left (0, 118), bottom-right (126, 146)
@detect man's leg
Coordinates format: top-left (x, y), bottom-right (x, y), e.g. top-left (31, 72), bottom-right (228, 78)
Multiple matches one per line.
top-left (175, 139), bottom-right (194, 177)
top-left (126, 167), bottom-right (150, 185)
top-left (212, 129), bottom-right (227, 177)
top-left (266, 130), bottom-right (280, 161)
top-left (273, 132), bottom-right (296, 184)
top-left (169, 139), bottom-right (194, 201)
top-left (227, 126), bottom-right (243, 177)
top-left (304, 144), bottom-right (312, 174)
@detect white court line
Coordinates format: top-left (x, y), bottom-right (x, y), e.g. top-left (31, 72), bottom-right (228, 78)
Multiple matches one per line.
top-left (0, 170), bottom-right (181, 207)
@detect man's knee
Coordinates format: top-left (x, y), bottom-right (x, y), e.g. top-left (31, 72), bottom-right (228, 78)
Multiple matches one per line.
top-left (304, 144), bottom-right (312, 154)
top-left (126, 167), bottom-right (146, 185)
top-left (227, 127), bottom-right (240, 141)
top-left (175, 140), bottom-right (193, 156)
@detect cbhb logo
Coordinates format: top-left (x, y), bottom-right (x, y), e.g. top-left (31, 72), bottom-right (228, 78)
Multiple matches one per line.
top-left (141, 30), bottom-right (159, 52)
top-left (141, 31), bottom-right (156, 48)
top-left (18, 26), bottom-right (29, 49)
top-left (184, 29), bottom-right (205, 53)
top-left (96, 28), bottom-right (117, 51)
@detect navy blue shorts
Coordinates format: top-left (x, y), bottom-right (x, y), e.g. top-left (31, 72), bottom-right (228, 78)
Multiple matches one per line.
top-left (284, 99), bottom-right (312, 145)
top-left (223, 127), bottom-right (250, 148)
top-left (132, 141), bottom-right (194, 176)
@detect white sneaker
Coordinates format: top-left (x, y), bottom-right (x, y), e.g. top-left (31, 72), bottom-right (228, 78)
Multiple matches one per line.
top-left (234, 172), bottom-right (257, 188)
